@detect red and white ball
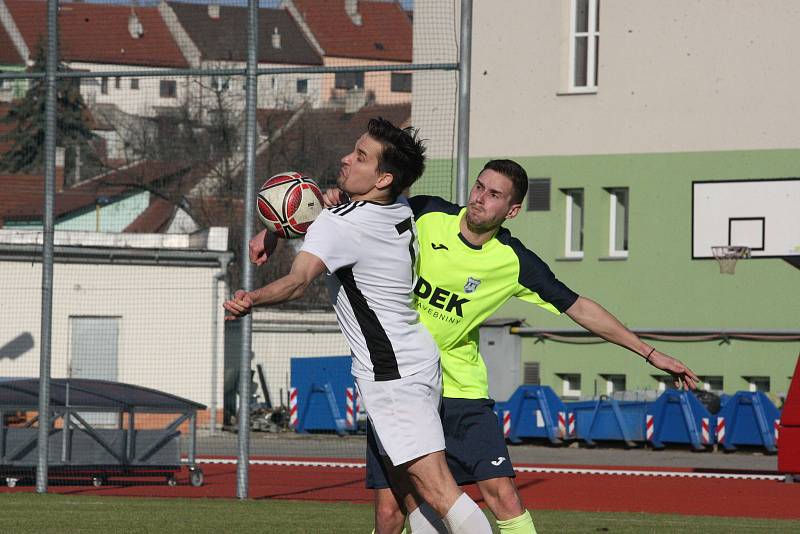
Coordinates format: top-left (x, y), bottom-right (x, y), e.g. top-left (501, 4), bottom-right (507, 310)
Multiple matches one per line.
top-left (257, 171), bottom-right (324, 239)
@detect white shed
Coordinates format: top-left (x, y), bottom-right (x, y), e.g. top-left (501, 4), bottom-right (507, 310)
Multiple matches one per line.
top-left (0, 227), bottom-right (231, 430)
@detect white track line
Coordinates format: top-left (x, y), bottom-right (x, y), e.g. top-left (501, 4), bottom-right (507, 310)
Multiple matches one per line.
top-left (194, 458), bottom-right (784, 481)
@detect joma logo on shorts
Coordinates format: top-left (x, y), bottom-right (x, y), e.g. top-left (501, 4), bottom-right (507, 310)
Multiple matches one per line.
top-left (414, 276), bottom-right (470, 317)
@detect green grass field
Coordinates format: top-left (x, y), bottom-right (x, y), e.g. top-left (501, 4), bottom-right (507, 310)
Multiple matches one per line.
top-left (1, 494), bottom-right (797, 533)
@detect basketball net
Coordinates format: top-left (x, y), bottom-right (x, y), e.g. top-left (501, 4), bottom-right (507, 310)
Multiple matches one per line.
top-left (711, 246), bottom-right (751, 274)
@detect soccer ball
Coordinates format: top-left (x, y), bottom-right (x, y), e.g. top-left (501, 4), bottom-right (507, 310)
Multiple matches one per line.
top-left (256, 171), bottom-right (324, 239)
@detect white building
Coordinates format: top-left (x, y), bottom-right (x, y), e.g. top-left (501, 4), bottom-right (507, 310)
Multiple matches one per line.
top-left (0, 227), bottom-right (231, 430)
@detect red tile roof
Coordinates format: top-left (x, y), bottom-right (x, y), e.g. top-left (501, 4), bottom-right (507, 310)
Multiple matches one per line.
top-left (0, 19), bottom-right (23, 64)
top-left (291, 0), bottom-right (411, 62)
top-left (0, 160), bottom-right (202, 222)
top-left (169, 3), bottom-right (322, 65)
top-left (5, 0), bottom-right (188, 68)
top-left (123, 196), bottom-right (174, 233)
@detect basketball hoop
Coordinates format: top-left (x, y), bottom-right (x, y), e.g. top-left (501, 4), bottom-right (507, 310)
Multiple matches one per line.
top-left (711, 246), bottom-right (751, 274)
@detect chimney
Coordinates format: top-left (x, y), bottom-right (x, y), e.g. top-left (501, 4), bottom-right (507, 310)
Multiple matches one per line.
top-left (55, 146), bottom-right (65, 192)
top-left (208, 4), bottom-right (220, 20)
top-left (345, 0), bottom-right (362, 26)
top-left (128, 13), bottom-right (144, 39)
top-left (271, 27), bottom-right (281, 49)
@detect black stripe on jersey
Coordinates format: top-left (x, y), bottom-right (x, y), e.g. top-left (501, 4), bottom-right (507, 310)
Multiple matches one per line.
top-left (496, 228), bottom-right (580, 313)
top-left (332, 201), bottom-right (367, 217)
top-left (330, 202), bottom-right (353, 214)
top-left (334, 267), bottom-right (401, 381)
top-left (408, 195), bottom-right (462, 219)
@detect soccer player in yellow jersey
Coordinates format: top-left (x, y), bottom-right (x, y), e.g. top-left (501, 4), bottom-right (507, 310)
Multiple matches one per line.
top-left (252, 159), bottom-right (699, 534)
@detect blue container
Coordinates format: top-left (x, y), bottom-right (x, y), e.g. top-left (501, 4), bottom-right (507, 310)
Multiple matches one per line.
top-left (499, 386), bottom-right (570, 444)
top-left (290, 356), bottom-right (353, 434)
top-left (716, 391), bottom-right (781, 452)
top-left (646, 390), bottom-right (714, 450)
top-left (566, 397), bottom-right (648, 446)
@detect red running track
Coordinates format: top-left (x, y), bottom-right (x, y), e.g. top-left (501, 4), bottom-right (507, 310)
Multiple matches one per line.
top-left (3, 461), bottom-right (799, 520)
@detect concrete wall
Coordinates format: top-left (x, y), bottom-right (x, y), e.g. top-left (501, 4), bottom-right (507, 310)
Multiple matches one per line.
top-left (0, 236), bottom-right (228, 426)
top-left (249, 310), bottom-right (350, 408)
top-left (411, 1), bottom-right (800, 400)
top-left (469, 0), bottom-right (800, 157)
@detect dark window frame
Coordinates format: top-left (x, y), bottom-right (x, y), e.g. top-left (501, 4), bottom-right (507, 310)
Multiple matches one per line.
top-left (390, 72), bottom-right (412, 93)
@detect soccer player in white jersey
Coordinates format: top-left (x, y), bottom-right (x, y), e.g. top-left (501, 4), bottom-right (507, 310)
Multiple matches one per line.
top-left (224, 118), bottom-right (492, 534)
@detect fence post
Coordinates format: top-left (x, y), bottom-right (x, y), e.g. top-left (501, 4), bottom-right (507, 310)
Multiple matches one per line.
top-left (236, 0), bottom-right (260, 500)
top-left (456, 0), bottom-right (473, 206)
top-left (35, 0), bottom-right (59, 495)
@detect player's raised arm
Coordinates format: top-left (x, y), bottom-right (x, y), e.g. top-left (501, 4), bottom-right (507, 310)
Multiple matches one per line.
top-left (248, 229), bottom-right (278, 265)
top-left (223, 251), bottom-right (326, 320)
top-left (565, 296), bottom-right (700, 390)
top-left (321, 187), bottom-right (348, 207)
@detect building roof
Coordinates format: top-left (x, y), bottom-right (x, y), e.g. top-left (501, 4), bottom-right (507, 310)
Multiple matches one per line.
top-left (168, 2), bottom-right (322, 65)
top-left (123, 196), bottom-right (175, 233)
top-left (291, 0), bottom-right (411, 62)
top-left (4, 0), bottom-right (188, 68)
top-left (0, 160), bottom-right (200, 222)
top-left (0, 19), bottom-right (23, 65)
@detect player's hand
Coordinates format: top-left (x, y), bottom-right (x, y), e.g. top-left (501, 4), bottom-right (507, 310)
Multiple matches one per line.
top-left (249, 229), bottom-right (278, 266)
top-left (647, 351), bottom-right (700, 390)
top-left (223, 290), bottom-right (254, 320)
top-left (322, 187), bottom-right (346, 207)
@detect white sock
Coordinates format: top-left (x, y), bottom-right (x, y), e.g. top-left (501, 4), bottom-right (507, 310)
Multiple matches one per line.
top-left (408, 502), bottom-right (447, 533)
top-left (441, 493), bottom-right (492, 534)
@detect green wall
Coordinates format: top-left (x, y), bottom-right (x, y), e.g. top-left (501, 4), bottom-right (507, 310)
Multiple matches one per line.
top-left (426, 149), bottom-right (800, 398)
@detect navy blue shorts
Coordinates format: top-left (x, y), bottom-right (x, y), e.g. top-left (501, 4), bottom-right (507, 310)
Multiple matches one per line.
top-left (366, 397), bottom-right (516, 488)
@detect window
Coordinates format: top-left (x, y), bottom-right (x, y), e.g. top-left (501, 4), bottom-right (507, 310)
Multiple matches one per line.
top-left (523, 362), bottom-right (540, 385)
top-left (653, 375), bottom-right (676, 392)
top-left (391, 72), bottom-right (412, 93)
top-left (607, 187), bottom-right (629, 256)
top-left (160, 80), bottom-right (177, 98)
top-left (212, 76), bottom-right (230, 92)
top-left (700, 376), bottom-right (723, 392)
top-left (603, 374), bottom-right (626, 395)
top-left (563, 189), bottom-right (584, 258)
top-left (100, 77), bottom-right (108, 95)
top-left (130, 78), bottom-right (139, 90)
top-left (335, 71), bottom-right (364, 90)
top-left (527, 178), bottom-right (551, 211)
top-left (114, 77), bottom-right (121, 90)
top-left (745, 376), bottom-right (770, 392)
top-left (296, 78), bottom-right (308, 94)
top-left (570, 0), bottom-right (600, 90)
top-left (559, 373), bottom-right (581, 398)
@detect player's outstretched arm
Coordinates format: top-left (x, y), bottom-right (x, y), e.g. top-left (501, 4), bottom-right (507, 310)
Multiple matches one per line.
top-left (565, 296), bottom-right (700, 390)
top-left (249, 229), bottom-right (278, 266)
top-left (223, 251), bottom-right (326, 320)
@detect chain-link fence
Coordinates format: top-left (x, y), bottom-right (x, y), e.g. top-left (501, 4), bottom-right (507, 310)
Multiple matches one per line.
top-left (0, 0), bottom-right (464, 496)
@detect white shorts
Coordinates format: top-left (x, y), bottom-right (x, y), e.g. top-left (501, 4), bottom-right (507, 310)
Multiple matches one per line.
top-left (355, 361), bottom-right (444, 467)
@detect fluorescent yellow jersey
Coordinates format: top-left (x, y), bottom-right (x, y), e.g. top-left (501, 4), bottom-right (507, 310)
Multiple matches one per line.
top-left (409, 196), bottom-right (579, 399)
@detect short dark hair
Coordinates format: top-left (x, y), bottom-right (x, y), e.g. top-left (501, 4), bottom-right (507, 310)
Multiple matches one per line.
top-left (367, 117), bottom-right (426, 199)
top-left (482, 159), bottom-right (528, 204)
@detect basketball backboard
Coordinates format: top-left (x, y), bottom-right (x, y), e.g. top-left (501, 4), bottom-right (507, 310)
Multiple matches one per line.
top-left (692, 178), bottom-right (800, 259)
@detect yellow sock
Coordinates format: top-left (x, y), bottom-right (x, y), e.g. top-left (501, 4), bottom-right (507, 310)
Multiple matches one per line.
top-left (496, 510), bottom-right (537, 534)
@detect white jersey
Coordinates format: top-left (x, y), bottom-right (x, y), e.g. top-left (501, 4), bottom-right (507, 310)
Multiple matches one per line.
top-left (301, 199), bottom-right (439, 381)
